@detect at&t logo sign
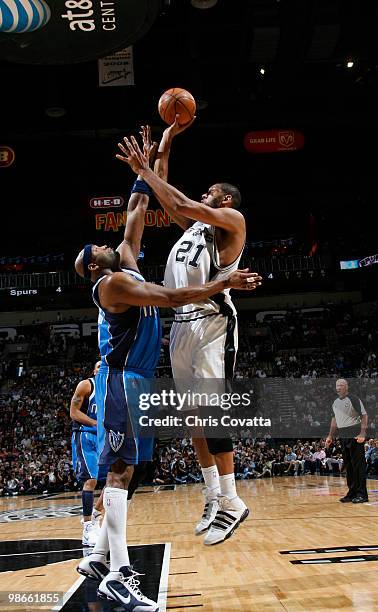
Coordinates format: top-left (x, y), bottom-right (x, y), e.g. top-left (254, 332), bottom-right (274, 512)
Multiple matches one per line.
top-left (0, 0), bottom-right (50, 33)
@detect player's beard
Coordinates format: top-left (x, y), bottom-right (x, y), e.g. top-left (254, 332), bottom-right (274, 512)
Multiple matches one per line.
top-left (206, 195), bottom-right (222, 209)
top-left (111, 250), bottom-right (121, 271)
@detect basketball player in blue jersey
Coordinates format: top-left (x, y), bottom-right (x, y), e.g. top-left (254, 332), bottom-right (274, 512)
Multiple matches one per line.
top-left (75, 127), bottom-right (261, 611)
top-left (70, 360), bottom-right (106, 546)
top-left (117, 123), bottom-right (261, 546)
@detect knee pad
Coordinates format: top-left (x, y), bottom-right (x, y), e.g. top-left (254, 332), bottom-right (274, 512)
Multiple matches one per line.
top-left (206, 437), bottom-right (233, 455)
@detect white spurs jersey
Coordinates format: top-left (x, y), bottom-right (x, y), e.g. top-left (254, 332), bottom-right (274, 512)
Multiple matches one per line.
top-left (164, 221), bottom-right (243, 319)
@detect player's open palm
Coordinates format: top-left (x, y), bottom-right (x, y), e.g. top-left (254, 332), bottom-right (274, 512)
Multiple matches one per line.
top-left (116, 135), bottom-right (149, 175)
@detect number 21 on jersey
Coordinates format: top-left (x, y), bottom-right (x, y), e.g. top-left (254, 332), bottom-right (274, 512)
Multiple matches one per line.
top-left (175, 241), bottom-right (205, 268)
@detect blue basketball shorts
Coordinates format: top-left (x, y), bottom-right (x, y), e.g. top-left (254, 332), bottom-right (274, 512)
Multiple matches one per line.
top-left (71, 431), bottom-right (108, 481)
top-left (95, 366), bottom-right (155, 467)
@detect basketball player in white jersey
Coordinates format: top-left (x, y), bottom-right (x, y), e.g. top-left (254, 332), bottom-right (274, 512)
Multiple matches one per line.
top-left (117, 124), bottom-right (261, 545)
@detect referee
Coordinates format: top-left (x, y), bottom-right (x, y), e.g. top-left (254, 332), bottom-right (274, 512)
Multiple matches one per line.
top-left (326, 378), bottom-right (369, 503)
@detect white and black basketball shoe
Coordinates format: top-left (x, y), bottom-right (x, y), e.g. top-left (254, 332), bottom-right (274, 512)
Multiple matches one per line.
top-left (194, 488), bottom-right (219, 535)
top-left (98, 566), bottom-right (159, 611)
top-left (77, 553), bottom-right (110, 581)
top-left (204, 495), bottom-right (249, 545)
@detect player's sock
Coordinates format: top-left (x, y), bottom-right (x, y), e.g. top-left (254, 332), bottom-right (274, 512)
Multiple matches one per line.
top-left (103, 487), bottom-right (129, 571)
top-left (201, 465), bottom-right (220, 498)
top-left (219, 473), bottom-right (244, 509)
top-left (92, 508), bottom-right (102, 521)
top-left (82, 490), bottom-right (94, 519)
top-left (91, 514), bottom-right (109, 560)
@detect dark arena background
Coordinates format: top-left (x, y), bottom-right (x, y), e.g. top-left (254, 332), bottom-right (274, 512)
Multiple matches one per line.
top-left (0, 1), bottom-right (378, 611)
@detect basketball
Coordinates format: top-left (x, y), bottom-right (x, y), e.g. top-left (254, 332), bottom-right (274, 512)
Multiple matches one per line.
top-left (158, 88), bottom-right (196, 126)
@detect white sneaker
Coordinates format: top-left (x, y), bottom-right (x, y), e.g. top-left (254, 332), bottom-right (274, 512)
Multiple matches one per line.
top-left (77, 553), bottom-right (109, 581)
top-left (194, 489), bottom-right (219, 535)
top-left (92, 510), bottom-right (103, 528)
top-left (98, 566), bottom-right (159, 611)
top-left (204, 495), bottom-right (249, 546)
top-left (81, 519), bottom-right (98, 546)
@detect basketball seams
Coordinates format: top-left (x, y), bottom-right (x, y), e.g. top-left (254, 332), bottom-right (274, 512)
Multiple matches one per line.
top-left (158, 88), bottom-right (196, 125)
top-left (175, 96), bottom-right (195, 120)
top-left (166, 96), bottom-right (178, 124)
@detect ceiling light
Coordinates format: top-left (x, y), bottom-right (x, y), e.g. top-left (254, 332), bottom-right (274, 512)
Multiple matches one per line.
top-left (260, 67), bottom-right (266, 75)
top-left (196, 98), bottom-right (208, 110)
top-left (45, 106), bottom-right (67, 118)
top-left (191, 0), bottom-right (218, 9)
top-left (346, 60), bottom-right (354, 68)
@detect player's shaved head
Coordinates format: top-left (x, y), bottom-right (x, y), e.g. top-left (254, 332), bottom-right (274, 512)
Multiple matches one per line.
top-left (74, 244), bottom-right (120, 280)
top-left (75, 249), bottom-right (85, 278)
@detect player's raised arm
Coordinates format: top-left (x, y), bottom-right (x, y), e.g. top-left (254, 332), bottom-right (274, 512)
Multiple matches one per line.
top-left (152, 115), bottom-right (195, 231)
top-left (115, 126), bottom-right (157, 267)
top-left (118, 135), bottom-right (245, 234)
top-left (101, 269), bottom-right (262, 310)
top-left (69, 380), bottom-right (97, 428)
top-left (154, 115), bottom-right (195, 182)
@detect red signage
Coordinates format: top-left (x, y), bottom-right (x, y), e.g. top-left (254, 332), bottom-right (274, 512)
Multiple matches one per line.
top-left (90, 196), bottom-right (124, 209)
top-left (0, 146), bottom-right (15, 167)
top-left (244, 130), bottom-right (304, 154)
top-left (95, 209), bottom-right (175, 232)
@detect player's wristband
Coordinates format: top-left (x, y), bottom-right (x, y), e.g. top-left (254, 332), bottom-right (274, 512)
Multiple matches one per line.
top-left (131, 179), bottom-right (152, 197)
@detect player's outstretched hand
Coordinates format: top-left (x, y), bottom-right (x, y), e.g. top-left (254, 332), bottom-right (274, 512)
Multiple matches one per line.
top-left (165, 114), bottom-right (196, 138)
top-left (226, 269), bottom-right (262, 291)
top-left (116, 135), bottom-right (149, 174)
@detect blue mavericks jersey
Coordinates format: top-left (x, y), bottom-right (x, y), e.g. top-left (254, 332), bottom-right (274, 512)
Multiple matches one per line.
top-left (72, 377), bottom-right (97, 434)
top-left (92, 268), bottom-right (161, 376)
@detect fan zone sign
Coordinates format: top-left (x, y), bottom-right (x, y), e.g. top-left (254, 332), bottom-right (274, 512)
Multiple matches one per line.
top-left (0, 0), bottom-right (160, 64)
top-left (95, 209), bottom-right (177, 231)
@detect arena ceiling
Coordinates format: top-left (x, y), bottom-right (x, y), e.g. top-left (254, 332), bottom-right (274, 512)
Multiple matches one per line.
top-left (1, 0), bottom-right (377, 256)
top-left (1, 0), bottom-right (377, 135)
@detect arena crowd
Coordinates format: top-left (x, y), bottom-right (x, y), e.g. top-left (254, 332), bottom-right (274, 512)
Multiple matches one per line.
top-left (0, 302), bottom-right (377, 496)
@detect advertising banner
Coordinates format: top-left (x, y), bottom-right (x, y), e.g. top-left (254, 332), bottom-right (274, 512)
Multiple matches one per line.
top-left (98, 46), bottom-right (134, 87)
top-left (0, 146), bottom-right (15, 167)
top-left (244, 129), bottom-right (304, 154)
top-left (0, 0), bottom-right (160, 64)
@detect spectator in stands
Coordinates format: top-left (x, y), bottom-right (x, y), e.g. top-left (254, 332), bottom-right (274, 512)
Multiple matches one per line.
top-left (272, 450), bottom-right (286, 476)
top-left (325, 442), bottom-right (344, 475)
top-left (294, 450), bottom-right (305, 476)
top-left (284, 447), bottom-right (297, 474)
top-left (313, 445), bottom-right (326, 474)
top-left (367, 440), bottom-right (378, 475)
top-left (3, 474), bottom-right (20, 496)
top-left (303, 445), bottom-right (316, 474)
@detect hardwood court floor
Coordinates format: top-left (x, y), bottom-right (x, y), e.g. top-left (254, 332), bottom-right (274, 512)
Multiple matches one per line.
top-left (0, 476), bottom-right (378, 611)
